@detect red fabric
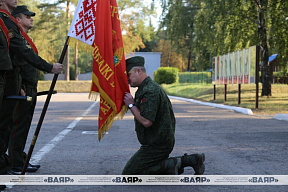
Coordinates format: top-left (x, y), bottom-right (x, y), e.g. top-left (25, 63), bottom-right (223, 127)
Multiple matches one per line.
top-left (21, 31), bottom-right (38, 54)
top-left (91, 0), bottom-right (129, 140)
top-left (0, 17), bottom-right (9, 47)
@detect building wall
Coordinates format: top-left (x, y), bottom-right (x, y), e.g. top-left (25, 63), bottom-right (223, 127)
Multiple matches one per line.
top-left (127, 52), bottom-right (162, 80)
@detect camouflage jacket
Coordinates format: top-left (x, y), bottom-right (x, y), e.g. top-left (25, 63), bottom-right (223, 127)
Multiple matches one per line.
top-left (134, 76), bottom-right (176, 146)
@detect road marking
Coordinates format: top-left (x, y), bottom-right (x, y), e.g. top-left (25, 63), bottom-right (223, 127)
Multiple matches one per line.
top-left (30, 102), bottom-right (97, 164)
top-left (82, 131), bottom-right (109, 135)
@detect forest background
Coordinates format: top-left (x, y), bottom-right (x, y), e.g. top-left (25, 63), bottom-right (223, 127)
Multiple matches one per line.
top-left (19, 0), bottom-right (288, 96)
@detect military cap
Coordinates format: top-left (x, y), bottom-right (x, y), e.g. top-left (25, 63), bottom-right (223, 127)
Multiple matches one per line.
top-left (126, 56), bottom-right (145, 72)
top-left (12, 5), bottom-right (36, 17)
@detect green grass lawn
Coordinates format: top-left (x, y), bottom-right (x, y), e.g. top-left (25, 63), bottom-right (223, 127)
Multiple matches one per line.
top-left (162, 83), bottom-right (288, 116)
top-left (38, 80), bottom-right (91, 93)
top-left (38, 80), bottom-right (287, 116)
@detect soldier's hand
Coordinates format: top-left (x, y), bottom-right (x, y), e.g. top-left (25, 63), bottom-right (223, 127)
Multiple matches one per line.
top-left (123, 92), bottom-right (134, 106)
top-left (51, 63), bottom-right (63, 74)
top-left (20, 89), bottom-right (26, 96)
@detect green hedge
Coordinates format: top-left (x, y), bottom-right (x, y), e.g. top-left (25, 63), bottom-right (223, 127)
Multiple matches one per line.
top-left (37, 80), bottom-right (91, 93)
top-left (154, 67), bottom-right (179, 84)
top-left (178, 72), bottom-right (212, 84)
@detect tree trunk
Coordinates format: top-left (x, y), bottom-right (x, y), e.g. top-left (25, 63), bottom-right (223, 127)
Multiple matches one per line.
top-left (166, 46), bottom-right (171, 67)
top-left (187, 44), bottom-right (192, 71)
top-left (187, 31), bottom-right (193, 71)
top-left (65, 48), bottom-right (70, 81)
top-left (65, 1), bottom-right (71, 81)
top-left (258, 0), bottom-right (271, 96)
top-left (75, 41), bottom-right (78, 81)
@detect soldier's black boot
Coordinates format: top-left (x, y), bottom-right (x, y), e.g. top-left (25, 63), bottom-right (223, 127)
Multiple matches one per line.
top-left (180, 153), bottom-right (205, 175)
top-left (0, 185), bottom-right (6, 191)
top-left (161, 157), bottom-right (182, 175)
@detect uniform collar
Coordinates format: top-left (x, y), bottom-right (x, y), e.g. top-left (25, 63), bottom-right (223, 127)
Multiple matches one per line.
top-left (138, 76), bottom-right (151, 90)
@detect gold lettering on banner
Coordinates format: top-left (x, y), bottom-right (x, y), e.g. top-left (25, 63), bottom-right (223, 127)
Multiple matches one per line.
top-left (100, 97), bottom-right (112, 115)
top-left (93, 45), bottom-right (101, 61)
top-left (110, 6), bottom-right (119, 20)
top-left (93, 44), bottom-right (115, 83)
top-left (100, 64), bottom-right (113, 80)
top-left (110, 81), bottom-right (115, 88)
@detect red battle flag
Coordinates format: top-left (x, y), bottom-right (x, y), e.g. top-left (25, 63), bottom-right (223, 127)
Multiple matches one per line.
top-left (68, 0), bottom-right (130, 140)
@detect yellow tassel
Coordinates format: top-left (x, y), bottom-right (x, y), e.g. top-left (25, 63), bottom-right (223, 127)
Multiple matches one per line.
top-left (89, 73), bottom-right (129, 141)
top-left (98, 105), bottom-right (128, 141)
top-left (88, 65), bottom-right (129, 141)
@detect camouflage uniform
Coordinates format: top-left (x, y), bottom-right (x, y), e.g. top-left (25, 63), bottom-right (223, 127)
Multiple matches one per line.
top-left (122, 77), bottom-right (176, 175)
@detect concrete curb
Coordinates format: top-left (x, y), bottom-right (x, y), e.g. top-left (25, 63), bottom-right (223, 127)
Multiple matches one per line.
top-left (273, 114), bottom-right (288, 122)
top-left (169, 96), bottom-right (253, 115)
top-left (169, 96), bottom-right (288, 122)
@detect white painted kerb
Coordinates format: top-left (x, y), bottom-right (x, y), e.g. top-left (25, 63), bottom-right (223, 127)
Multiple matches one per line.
top-left (273, 113), bottom-right (288, 121)
top-left (169, 96), bottom-right (254, 115)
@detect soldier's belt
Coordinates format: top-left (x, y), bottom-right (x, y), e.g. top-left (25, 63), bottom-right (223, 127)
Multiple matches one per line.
top-left (5, 95), bottom-right (32, 101)
top-left (5, 90), bottom-right (57, 101)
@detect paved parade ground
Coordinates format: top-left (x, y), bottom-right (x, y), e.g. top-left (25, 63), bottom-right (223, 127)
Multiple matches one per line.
top-left (5, 92), bottom-right (288, 192)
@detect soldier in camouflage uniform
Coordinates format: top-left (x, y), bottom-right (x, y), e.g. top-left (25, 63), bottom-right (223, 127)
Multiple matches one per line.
top-left (123, 56), bottom-right (205, 175)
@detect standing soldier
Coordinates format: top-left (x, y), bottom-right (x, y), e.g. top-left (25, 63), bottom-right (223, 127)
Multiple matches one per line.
top-left (0, 0), bottom-right (63, 177)
top-left (0, 2), bottom-right (12, 191)
top-left (8, 5), bottom-right (41, 173)
top-left (0, 1), bottom-right (12, 108)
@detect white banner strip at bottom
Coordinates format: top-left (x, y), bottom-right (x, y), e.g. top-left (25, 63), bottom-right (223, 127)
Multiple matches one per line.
top-left (1, 175), bottom-right (288, 185)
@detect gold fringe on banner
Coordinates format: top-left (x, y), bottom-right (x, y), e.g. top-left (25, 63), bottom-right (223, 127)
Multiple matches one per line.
top-left (88, 82), bottom-right (99, 101)
top-left (90, 72), bottom-right (128, 141)
top-left (97, 105), bottom-right (128, 141)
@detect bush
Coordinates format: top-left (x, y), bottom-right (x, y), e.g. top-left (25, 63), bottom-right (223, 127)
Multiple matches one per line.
top-left (154, 67), bottom-right (179, 84)
top-left (39, 71), bottom-right (45, 80)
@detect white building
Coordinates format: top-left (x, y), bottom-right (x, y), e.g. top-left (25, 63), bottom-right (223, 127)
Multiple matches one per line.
top-left (127, 52), bottom-right (161, 80)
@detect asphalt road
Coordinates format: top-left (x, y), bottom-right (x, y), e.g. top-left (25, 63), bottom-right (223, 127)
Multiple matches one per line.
top-left (5, 92), bottom-right (288, 192)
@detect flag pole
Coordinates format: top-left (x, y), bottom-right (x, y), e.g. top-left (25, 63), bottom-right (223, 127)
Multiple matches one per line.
top-left (21, 36), bottom-right (70, 175)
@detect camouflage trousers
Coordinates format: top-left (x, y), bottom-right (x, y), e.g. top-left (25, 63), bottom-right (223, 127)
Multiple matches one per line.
top-left (122, 140), bottom-right (175, 175)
